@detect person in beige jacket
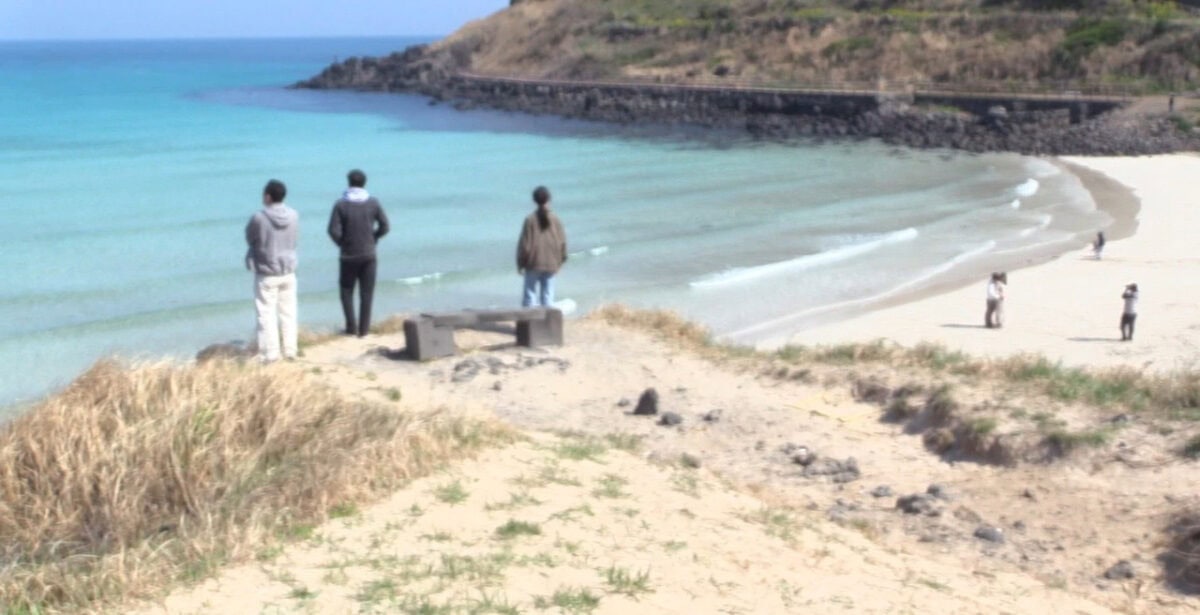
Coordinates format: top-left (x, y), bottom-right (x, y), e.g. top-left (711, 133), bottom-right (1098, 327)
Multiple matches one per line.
top-left (516, 186), bottom-right (567, 307)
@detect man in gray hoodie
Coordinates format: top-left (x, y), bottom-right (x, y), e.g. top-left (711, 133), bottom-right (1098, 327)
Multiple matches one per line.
top-left (245, 179), bottom-right (299, 362)
top-left (328, 169), bottom-right (389, 337)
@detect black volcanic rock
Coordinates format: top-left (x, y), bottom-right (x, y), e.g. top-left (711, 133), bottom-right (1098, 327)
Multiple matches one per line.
top-left (293, 45), bottom-right (1200, 156)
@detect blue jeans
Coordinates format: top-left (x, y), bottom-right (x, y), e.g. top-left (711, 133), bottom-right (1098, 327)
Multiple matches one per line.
top-left (523, 270), bottom-right (555, 307)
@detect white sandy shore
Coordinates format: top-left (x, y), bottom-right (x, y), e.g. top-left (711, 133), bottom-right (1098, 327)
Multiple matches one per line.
top-left (782, 153), bottom-right (1200, 372)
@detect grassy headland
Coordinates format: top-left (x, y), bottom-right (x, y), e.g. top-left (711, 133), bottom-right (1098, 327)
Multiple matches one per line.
top-left (442, 0), bottom-right (1200, 94)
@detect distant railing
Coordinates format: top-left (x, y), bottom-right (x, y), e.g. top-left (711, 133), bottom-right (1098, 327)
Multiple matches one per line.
top-left (456, 71), bottom-right (1137, 102)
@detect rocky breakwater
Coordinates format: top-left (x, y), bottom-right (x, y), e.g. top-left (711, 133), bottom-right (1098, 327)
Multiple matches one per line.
top-left (294, 45), bottom-right (1199, 155)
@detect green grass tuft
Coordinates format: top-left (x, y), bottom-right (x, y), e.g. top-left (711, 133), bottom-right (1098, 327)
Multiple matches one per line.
top-left (554, 437), bottom-right (610, 461)
top-left (592, 474), bottom-right (629, 499)
top-left (329, 502), bottom-right (359, 519)
top-left (495, 519), bottom-right (542, 540)
top-left (602, 565), bottom-right (653, 596)
top-left (1044, 427), bottom-right (1113, 454)
top-left (434, 480), bottom-right (470, 505)
top-left (535, 587), bottom-right (601, 613)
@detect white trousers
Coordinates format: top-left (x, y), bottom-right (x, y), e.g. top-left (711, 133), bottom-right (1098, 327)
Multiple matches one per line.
top-left (254, 273), bottom-right (298, 361)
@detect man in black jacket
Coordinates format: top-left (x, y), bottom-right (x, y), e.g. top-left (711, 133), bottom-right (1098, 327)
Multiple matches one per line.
top-left (328, 169), bottom-right (390, 337)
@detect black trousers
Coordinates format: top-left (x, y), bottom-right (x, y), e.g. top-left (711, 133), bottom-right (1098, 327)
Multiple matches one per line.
top-left (1120, 313), bottom-right (1137, 341)
top-left (339, 258), bottom-right (377, 337)
top-left (985, 299), bottom-right (1000, 328)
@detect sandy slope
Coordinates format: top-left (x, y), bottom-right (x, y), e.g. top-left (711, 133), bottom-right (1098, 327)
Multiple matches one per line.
top-left (136, 436), bottom-right (1115, 615)
top-left (138, 317), bottom-right (1198, 614)
top-left (791, 154), bottom-right (1200, 373)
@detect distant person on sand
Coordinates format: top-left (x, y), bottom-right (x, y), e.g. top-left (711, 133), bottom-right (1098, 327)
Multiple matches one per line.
top-left (1121, 283), bottom-right (1139, 341)
top-left (516, 186), bottom-right (567, 307)
top-left (985, 272), bottom-right (1007, 329)
top-left (1093, 231), bottom-right (1106, 260)
top-left (996, 272), bottom-right (1008, 327)
top-left (245, 179), bottom-right (299, 363)
top-left (328, 169), bottom-right (390, 337)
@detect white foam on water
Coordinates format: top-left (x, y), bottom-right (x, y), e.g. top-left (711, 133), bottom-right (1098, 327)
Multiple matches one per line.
top-left (568, 245), bottom-right (610, 259)
top-left (1014, 179), bottom-right (1041, 199)
top-left (1025, 158), bottom-right (1063, 179)
top-left (552, 298), bottom-right (577, 315)
top-left (689, 228), bottom-right (919, 290)
top-left (724, 240), bottom-right (997, 341)
top-left (1017, 214), bottom-right (1054, 238)
top-left (400, 272), bottom-right (444, 286)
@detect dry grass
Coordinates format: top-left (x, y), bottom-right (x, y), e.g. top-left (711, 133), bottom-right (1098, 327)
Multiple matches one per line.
top-left (294, 315), bottom-right (410, 353)
top-left (370, 315), bottom-right (410, 336)
top-left (588, 305), bottom-right (714, 351)
top-left (591, 305), bottom-right (1200, 422)
top-left (297, 328), bottom-right (340, 350)
top-left (433, 0), bottom-right (1200, 94)
top-left (0, 359), bottom-right (510, 613)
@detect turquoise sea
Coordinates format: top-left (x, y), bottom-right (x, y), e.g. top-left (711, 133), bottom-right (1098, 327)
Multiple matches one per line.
top-left (0, 37), bottom-right (1111, 411)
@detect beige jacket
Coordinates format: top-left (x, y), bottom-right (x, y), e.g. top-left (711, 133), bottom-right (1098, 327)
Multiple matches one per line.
top-left (516, 210), bottom-right (567, 274)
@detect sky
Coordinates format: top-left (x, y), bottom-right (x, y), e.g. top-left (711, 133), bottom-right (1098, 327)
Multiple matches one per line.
top-left (0, 1), bottom-right (510, 40)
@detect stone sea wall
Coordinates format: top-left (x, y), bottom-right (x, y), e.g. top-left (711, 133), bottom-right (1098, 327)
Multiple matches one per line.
top-left (295, 46), bottom-right (1198, 156)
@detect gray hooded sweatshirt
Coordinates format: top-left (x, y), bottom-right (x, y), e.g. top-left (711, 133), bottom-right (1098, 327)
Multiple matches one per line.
top-left (245, 203), bottom-right (299, 276)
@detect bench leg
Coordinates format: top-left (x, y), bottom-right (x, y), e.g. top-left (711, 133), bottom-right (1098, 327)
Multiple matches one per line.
top-left (404, 318), bottom-right (457, 360)
top-left (516, 309), bottom-right (563, 348)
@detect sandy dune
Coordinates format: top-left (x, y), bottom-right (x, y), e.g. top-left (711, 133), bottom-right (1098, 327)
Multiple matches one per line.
top-left (137, 435), bottom-right (1120, 615)
top-left (136, 313), bottom-right (1197, 614)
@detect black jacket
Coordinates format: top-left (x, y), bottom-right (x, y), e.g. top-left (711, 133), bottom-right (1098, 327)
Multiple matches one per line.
top-left (328, 195), bottom-right (389, 261)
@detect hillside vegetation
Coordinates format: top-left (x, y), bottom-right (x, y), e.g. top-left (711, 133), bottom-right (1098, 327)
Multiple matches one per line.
top-left (430, 0), bottom-right (1200, 92)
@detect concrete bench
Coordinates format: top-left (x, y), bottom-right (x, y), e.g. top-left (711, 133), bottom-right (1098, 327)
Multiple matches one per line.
top-left (403, 308), bottom-right (564, 360)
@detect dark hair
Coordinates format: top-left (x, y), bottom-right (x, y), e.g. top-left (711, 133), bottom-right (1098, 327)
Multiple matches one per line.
top-left (263, 179), bottom-right (287, 204)
top-left (532, 186), bottom-right (551, 230)
top-left (347, 169), bottom-right (367, 188)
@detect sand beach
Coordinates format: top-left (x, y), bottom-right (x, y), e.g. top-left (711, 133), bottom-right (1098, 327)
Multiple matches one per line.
top-left (788, 154), bottom-right (1200, 373)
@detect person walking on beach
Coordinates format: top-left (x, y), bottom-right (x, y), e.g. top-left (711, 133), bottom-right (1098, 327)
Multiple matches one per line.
top-left (245, 179), bottom-right (299, 363)
top-left (985, 272), bottom-right (1006, 329)
top-left (1121, 283), bottom-right (1139, 341)
top-left (516, 186), bottom-right (567, 307)
top-left (1093, 231), bottom-right (1106, 260)
top-left (328, 169), bottom-right (389, 337)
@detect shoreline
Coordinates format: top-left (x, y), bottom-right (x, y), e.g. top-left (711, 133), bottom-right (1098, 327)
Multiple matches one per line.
top-left (785, 152), bottom-right (1200, 372)
top-left (298, 56), bottom-right (1200, 157)
top-left (727, 153), bottom-right (1143, 345)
